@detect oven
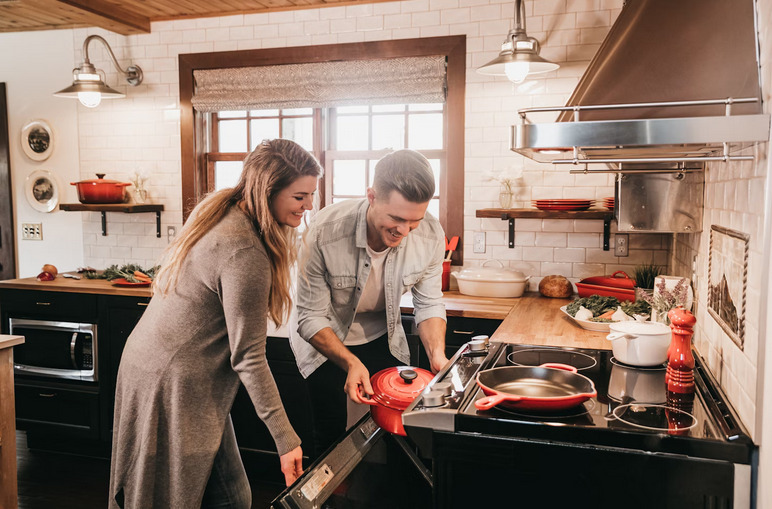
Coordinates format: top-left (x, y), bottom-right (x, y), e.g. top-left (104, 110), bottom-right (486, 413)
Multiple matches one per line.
top-left (9, 317), bottom-right (98, 382)
top-left (402, 341), bottom-right (756, 509)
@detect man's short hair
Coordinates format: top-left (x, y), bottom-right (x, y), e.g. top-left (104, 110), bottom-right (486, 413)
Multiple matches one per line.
top-left (372, 149), bottom-right (435, 203)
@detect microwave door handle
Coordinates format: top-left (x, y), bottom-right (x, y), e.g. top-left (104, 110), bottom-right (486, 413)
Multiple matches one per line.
top-left (70, 332), bottom-right (79, 369)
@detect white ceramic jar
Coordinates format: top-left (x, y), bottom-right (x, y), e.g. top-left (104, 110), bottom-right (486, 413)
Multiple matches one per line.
top-left (451, 260), bottom-right (530, 298)
top-left (606, 321), bottom-right (671, 367)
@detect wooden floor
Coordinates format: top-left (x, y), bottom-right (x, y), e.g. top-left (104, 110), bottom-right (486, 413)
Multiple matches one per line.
top-left (16, 431), bottom-right (286, 508)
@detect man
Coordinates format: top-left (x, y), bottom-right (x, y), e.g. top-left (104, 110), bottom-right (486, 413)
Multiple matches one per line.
top-left (290, 149), bottom-right (448, 458)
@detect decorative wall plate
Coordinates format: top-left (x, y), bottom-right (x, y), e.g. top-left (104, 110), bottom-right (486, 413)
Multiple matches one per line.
top-left (21, 120), bottom-right (54, 161)
top-left (25, 169), bottom-right (59, 213)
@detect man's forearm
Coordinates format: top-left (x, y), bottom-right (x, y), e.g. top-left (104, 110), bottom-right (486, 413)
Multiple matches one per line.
top-left (308, 327), bottom-right (358, 371)
top-left (416, 317), bottom-right (448, 372)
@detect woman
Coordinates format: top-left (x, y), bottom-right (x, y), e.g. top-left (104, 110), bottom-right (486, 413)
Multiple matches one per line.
top-left (109, 139), bottom-right (322, 508)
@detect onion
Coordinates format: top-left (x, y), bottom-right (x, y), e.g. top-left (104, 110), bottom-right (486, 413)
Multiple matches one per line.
top-left (36, 271), bottom-right (55, 282)
top-left (41, 264), bottom-right (58, 277)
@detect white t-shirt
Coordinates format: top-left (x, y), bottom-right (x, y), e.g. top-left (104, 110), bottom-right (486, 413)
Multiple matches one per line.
top-left (344, 244), bottom-right (389, 346)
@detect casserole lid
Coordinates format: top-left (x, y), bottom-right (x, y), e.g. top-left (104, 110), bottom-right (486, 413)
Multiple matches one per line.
top-left (578, 271), bottom-right (635, 290)
top-left (608, 321), bottom-right (670, 335)
top-left (71, 173), bottom-right (131, 186)
top-left (455, 260), bottom-right (529, 283)
top-left (370, 366), bottom-right (433, 411)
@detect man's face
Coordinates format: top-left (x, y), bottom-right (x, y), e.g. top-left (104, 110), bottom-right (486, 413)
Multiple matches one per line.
top-left (365, 188), bottom-right (429, 251)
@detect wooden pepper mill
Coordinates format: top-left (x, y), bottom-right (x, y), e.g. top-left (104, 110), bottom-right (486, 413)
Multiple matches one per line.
top-left (666, 307), bottom-right (697, 394)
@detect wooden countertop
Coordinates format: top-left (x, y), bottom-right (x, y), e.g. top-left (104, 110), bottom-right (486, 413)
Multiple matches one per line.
top-left (0, 274), bottom-right (152, 297)
top-left (0, 335), bottom-right (24, 350)
top-left (401, 291), bottom-right (611, 350)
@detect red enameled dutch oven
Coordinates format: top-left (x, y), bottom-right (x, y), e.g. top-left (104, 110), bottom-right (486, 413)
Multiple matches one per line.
top-left (71, 173), bottom-right (131, 204)
top-left (475, 363), bottom-right (597, 412)
top-left (576, 270), bottom-right (636, 302)
top-left (363, 366), bottom-right (434, 436)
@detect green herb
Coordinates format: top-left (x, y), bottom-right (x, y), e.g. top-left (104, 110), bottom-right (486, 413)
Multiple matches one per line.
top-left (632, 263), bottom-right (664, 290)
top-left (82, 264), bottom-right (159, 283)
top-left (621, 298), bottom-right (652, 317)
top-left (589, 317), bottom-right (614, 323)
top-left (566, 295), bottom-right (621, 317)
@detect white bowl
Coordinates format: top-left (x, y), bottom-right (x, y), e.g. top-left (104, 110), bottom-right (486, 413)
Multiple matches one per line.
top-left (606, 321), bottom-right (671, 367)
top-left (452, 260), bottom-right (530, 298)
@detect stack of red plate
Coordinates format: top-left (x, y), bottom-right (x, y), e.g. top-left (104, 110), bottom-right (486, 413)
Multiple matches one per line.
top-left (602, 197), bottom-right (615, 210)
top-left (532, 199), bottom-right (594, 211)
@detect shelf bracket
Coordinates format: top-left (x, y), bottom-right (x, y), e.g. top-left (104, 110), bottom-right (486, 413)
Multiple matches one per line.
top-left (156, 212), bottom-right (161, 238)
top-left (603, 217), bottom-right (611, 251)
top-left (100, 211), bottom-right (107, 236)
top-left (500, 213), bottom-right (515, 248)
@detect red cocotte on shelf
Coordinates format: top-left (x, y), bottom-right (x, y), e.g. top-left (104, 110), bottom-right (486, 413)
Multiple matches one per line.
top-left (576, 271), bottom-right (636, 302)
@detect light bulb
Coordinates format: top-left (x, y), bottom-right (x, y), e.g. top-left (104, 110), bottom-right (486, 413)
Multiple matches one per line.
top-left (78, 92), bottom-right (102, 108)
top-left (504, 62), bottom-right (530, 83)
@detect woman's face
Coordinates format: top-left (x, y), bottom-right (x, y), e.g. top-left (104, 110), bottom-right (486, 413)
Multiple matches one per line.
top-left (271, 175), bottom-right (317, 228)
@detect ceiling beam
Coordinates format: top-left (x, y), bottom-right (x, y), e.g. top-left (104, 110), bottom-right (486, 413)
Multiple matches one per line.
top-left (55, 0), bottom-right (150, 34)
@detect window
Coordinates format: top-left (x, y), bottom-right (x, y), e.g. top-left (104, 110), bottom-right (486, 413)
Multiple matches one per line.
top-left (180, 36), bottom-right (466, 262)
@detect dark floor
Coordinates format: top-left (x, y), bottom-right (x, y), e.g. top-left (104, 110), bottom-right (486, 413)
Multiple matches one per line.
top-left (15, 431), bottom-right (286, 509)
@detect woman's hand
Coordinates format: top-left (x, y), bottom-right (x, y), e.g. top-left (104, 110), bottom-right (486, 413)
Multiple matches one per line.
top-left (280, 446), bottom-right (303, 486)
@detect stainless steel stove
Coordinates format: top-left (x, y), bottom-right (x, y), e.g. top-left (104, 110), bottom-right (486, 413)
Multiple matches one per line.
top-left (403, 340), bottom-right (756, 509)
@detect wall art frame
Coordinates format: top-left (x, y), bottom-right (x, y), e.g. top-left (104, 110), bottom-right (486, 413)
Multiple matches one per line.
top-left (25, 169), bottom-right (59, 213)
top-left (20, 120), bottom-right (54, 161)
top-left (707, 224), bottom-right (749, 349)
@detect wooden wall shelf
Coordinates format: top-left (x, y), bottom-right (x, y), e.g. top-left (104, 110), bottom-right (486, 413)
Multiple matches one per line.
top-left (475, 208), bottom-right (615, 251)
top-left (59, 203), bottom-right (164, 238)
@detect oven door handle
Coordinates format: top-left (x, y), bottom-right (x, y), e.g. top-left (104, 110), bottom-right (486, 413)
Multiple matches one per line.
top-left (70, 332), bottom-right (79, 369)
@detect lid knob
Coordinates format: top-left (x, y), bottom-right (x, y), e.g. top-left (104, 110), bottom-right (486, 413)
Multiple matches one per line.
top-left (399, 369), bottom-right (417, 384)
top-left (96, 173), bottom-right (106, 179)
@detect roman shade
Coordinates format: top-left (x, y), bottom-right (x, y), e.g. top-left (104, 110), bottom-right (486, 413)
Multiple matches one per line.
top-left (191, 55), bottom-right (447, 112)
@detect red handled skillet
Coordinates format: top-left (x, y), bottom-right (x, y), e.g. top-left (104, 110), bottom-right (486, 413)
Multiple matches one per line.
top-left (475, 363), bottom-right (597, 411)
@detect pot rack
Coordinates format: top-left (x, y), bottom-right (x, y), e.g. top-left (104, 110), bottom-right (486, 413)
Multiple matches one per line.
top-left (59, 203), bottom-right (164, 237)
top-left (510, 97), bottom-right (771, 168)
top-left (475, 209), bottom-right (614, 251)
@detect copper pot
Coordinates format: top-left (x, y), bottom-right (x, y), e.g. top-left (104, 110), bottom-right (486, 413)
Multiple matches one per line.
top-left (362, 366), bottom-right (434, 436)
top-left (71, 173), bottom-right (130, 204)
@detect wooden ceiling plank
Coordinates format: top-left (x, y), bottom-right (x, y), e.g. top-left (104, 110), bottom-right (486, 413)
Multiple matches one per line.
top-left (55, 0), bottom-right (151, 34)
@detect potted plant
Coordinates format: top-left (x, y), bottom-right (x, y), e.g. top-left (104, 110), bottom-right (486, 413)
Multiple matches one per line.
top-left (632, 263), bottom-right (663, 292)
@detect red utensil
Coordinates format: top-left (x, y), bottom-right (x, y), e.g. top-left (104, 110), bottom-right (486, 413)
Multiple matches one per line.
top-left (445, 235), bottom-right (459, 261)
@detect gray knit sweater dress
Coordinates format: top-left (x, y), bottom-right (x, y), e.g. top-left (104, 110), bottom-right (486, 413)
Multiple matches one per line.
top-left (109, 208), bottom-right (301, 508)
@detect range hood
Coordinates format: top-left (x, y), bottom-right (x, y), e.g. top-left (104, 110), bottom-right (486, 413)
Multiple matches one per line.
top-left (511, 0), bottom-right (771, 166)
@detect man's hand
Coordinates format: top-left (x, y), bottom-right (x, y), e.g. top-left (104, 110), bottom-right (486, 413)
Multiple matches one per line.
top-left (279, 446), bottom-right (303, 486)
top-left (344, 357), bottom-right (373, 403)
top-left (428, 351), bottom-right (449, 374)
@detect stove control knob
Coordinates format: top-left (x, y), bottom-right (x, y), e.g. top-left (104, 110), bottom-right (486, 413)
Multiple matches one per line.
top-left (468, 339), bottom-right (487, 353)
top-left (433, 382), bottom-right (453, 396)
top-left (472, 335), bottom-right (490, 347)
top-left (422, 390), bottom-right (446, 408)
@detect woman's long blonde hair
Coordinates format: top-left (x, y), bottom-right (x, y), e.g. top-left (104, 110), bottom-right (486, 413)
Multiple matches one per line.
top-left (155, 139), bottom-right (322, 325)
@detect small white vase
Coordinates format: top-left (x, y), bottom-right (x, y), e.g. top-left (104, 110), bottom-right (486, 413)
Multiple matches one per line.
top-left (651, 275), bottom-right (693, 324)
top-left (498, 190), bottom-right (513, 209)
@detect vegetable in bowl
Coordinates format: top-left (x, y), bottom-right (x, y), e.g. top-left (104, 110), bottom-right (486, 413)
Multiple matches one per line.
top-left (566, 294), bottom-right (650, 322)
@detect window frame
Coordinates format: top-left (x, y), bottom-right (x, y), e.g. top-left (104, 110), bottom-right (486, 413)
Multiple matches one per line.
top-left (179, 35), bottom-right (466, 263)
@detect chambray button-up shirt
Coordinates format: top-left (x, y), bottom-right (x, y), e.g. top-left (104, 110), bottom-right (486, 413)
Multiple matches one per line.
top-left (289, 199), bottom-right (446, 378)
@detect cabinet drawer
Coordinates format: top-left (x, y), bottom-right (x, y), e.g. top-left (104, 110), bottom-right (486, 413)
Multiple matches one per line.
top-left (0, 289), bottom-right (98, 322)
top-left (445, 317), bottom-right (500, 353)
top-left (15, 383), bottom-right (100, 439)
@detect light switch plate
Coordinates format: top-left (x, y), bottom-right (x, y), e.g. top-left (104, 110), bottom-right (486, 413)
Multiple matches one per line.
top-left (473, 232), bottom-right (486, 253)
top-left (22, 223), bottom-right (42, 240)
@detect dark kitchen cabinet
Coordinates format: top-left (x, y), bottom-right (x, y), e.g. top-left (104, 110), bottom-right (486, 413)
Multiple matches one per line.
top-left (403, 314), bottom-right (501, 366)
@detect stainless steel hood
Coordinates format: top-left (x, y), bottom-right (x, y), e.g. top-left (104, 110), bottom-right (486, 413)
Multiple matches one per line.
top-left (511, 0), bottom-right (770, 166)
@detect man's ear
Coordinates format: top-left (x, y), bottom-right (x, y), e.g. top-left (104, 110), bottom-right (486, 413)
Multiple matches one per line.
top-left (366, 187), bottom-right (376, 205)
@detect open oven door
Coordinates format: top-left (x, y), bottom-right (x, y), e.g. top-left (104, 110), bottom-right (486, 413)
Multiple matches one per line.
top-left (271, 414), bottom-right (432, 509)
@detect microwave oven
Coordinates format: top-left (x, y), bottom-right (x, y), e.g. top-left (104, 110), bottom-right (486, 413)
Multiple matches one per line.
top-left (9, 318), bottom-right (98, 382)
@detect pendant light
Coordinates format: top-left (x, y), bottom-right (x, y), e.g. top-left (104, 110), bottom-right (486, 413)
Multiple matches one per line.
top-left (477, 0), bottom-right (559, 83)
top-left (54, 35), bottom-right (143, 108)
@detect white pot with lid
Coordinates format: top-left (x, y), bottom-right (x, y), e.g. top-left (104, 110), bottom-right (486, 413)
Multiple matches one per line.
top-left (606, 321), bottom-right (671, 367)
top-left (451, 260), bottom-right (530, 298)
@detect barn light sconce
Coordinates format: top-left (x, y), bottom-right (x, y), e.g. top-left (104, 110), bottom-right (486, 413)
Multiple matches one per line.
top-left (54, 35), bottom-right (143, 108)
top-left (477, 0), bottom-right (559, 83)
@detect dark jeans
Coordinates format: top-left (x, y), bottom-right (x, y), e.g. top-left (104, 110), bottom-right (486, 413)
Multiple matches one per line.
top-left (305, 333), bottom-right (403, 460)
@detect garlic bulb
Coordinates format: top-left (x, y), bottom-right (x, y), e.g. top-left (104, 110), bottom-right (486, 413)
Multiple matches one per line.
top-left (611, 306), bottom-right (632, 322)
top-left (574, 306), bottom-right (594, 321)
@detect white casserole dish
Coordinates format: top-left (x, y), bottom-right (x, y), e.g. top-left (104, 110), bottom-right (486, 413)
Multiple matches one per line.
top-left (451, 260), bottom-right (530, 298)
top-left (606, 321), bottom-right (671, 367)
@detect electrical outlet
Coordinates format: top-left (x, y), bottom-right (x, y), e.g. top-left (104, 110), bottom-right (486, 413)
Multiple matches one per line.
top-left (167, 226), bottom-right (177, 242)
top-left (22, 223), bottom-right (43, 240)
top-left (473, 232), bottom-right (486, 253)
top-left (614, 233), bottom-right (629, 257)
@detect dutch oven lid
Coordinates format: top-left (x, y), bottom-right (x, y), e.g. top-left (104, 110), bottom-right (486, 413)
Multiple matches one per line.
top-left (455, 260), bottom-right (528, 283)
top-left (608, 320), bottom-right (670, 335)
top-left (370, 366), bottom-right (434, 411)
top-left (578, 271), bottom-right (635, 290)
top-left (71, 173), bottom-right (130, 186)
